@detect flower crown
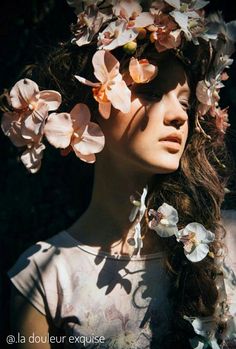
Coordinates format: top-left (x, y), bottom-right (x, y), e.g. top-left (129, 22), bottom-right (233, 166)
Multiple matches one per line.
top-left (1, 0), bottom-right (236, 172)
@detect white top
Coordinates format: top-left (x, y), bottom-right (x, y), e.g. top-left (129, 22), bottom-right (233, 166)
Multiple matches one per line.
top-left (8, 211), bottom-right (236, 348)
top-left (8, 230), bottom-right (171, 348)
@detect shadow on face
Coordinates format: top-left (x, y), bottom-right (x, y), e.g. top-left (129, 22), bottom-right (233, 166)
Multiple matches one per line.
top-left (132, 54), bottom-right (191, 104)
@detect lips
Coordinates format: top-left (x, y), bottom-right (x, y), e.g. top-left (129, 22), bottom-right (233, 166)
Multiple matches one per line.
top-left (159, 133), bottom-right (182, 145)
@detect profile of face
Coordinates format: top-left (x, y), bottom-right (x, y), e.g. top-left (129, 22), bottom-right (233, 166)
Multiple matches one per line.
top-left (98, 56), bottom-right (191, 175)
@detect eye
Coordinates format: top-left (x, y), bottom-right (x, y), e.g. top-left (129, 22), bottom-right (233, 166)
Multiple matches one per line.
top-left (179, 99), bottom-right (190, 112)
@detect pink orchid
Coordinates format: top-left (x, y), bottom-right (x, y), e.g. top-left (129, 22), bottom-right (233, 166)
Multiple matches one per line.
top-left (212, 107), bottom-right (230, 134)
top-left (129, 58), bottom-right (158, 83)
top-left (97, 20), bottom-right (139, 51)
top-left (196, 79), bottom-right (222, 116)
top-left (97, 1), bottom-right (154, 51)
top-left (7, 78), bottom-right (61, 141)
top-left (147, 12), bottom-right (181, 51)
top-left (1, 78), bottom-right (61, 173)
top-left (1, 111), bottom-right (31, 147)
top-left (72, 5), bottom-right (111, 46)
top-left (75, 50), bottom-right (131, 118)
top-left (44, 103), bottom-right (105, 163)
top-left (112, 0), bottom-right (154, 28)
top-left (155, 28), bottom-right (182, 52)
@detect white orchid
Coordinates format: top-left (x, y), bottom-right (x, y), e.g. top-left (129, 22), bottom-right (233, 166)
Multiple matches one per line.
top-left (72, 5), bottom-right (112, 46)
top-left (129, 186), bottom-right (148, 256)
top-left (166, 0), bottom-right (209, 41)
top-left (148, 203), bottom-right (179, 237)
top-left (176, 222), bottom-right (215, 262)
top-left (129, 186), bottom-right (148, 223)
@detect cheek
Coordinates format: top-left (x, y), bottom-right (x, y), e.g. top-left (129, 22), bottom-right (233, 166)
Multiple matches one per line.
top-left (99, 99), bottom-right (145, 141)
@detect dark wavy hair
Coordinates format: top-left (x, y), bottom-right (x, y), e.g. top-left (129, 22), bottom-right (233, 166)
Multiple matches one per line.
top-left (3, 40), bottom-right (231, 348)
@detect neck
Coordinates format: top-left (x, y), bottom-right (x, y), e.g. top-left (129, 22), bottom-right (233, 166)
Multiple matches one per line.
top-left (68, 151), bottom-right (161, 254)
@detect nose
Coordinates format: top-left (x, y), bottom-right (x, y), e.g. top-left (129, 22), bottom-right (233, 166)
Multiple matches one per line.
top-left (162, 93), bottom-right (188, 129)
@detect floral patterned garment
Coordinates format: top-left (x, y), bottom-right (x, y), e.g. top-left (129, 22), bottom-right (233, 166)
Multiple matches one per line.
top-left (8, 231), bottom-right (172, 348)
top-left (8, 211), bottom-right (236, 349)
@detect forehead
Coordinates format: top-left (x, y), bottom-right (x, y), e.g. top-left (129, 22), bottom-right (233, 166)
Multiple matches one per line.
top-left (145, 55), bottom-right (190, 95)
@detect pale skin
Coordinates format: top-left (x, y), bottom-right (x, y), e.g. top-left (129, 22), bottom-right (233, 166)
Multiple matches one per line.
top-left (11, 57), bottom-right (190, 348)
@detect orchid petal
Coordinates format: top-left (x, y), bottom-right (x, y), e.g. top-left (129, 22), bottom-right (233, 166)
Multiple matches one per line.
top-left (92, 50), bottom-right (120, 84)
top-left (1, 112), bottom-right (29, 147)
top-left (1, 111), bottom-right (21, 136)
top-left (185, 243), bottom-right (209, 262)
top-left (99, 102), bottom-right (112, 119)
top-left (165, 0), bottom-right (180, 9)
top-left (10, 79), bottom-right (40, 110)
top-left (22, 101), bottom-right (48, 141)
top-left (71, 122), bottom-right (105, 155)
top-left (71, 146), bottom-right (96, 163)
top-left (178, 222), bottom-right (215, 262)
top-left (98, 21), bottom-right (138, 51)
top-left (21, 143), bottom-right (45, 173)
top-left (113, 0), bottom-right (142, 19)
top-left (194, 0), bottom-right (209, 11)
top-left (134, 12), bottom-right (154, 28)
top-left (75, 75), bottom-right (101, 87)
top-left (129, 58), bottom-right (158, 83)
top-left (44, 112), bottom-right (74, 148)
top-left (39, 90), bottom-right (62, 111)
top-left (170, 11), bottom-right (189, 32)
top-left (70, 103), bottom-right (91, 132)
top-left (106, 79), bottom-right (131, 113)
top-left (148, 203), bottom-right (179, 237)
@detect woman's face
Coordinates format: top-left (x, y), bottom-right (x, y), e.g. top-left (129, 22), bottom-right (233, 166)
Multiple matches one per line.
top-left (98, 56), bottom-right (191, 175)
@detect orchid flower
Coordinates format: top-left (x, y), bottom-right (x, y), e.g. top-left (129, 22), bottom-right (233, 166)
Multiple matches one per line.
top-left (147, 11), bottom-right (182, 52)
top-left (5, 78), bottom-right (61, 141)
top-left (97, 20), bottom-right (139, 51)
top-left (75, 50), bottom-right (131, 118)
top-left (129, 186), bottom-right (148, 256)
top-left (72, 5), bottom-right (112, 46)
top-left (129, 186), bottom-right (148, 223)
top-left (148, 203), bottom-right (179, 237)
top-left (1, 78), bottom-right (61, 173)
top-left (112, 0), bottom-right (154, 28)
top-left (97, 0), bottom-right (154, 51)
top-left (129, 58), bottom-right (158, 83)
top-left (196, 79), bottom-right (222, 116)
top-left (176, 222), bottom-right (215, 262)
top-left (166, 0), bottom-right (209, 41)
top-left (44, 103), bottom-right (105, 163)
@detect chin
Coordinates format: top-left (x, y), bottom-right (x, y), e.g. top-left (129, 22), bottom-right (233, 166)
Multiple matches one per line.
top-left (145, 154), bottom-right (181, 175)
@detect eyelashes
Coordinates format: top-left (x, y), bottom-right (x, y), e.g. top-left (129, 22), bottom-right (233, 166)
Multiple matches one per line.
top-left (135, 91), bottom-right (190, 111)
top-left (179, 99), bottom-right (190, 112)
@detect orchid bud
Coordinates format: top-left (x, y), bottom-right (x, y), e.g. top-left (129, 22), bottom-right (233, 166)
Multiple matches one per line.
top-left (123, 41), bottom-right (137, 55)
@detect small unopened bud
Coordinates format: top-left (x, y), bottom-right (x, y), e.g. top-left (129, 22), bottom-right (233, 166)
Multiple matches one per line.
top-left (123, 41), bottom-right (137, 55)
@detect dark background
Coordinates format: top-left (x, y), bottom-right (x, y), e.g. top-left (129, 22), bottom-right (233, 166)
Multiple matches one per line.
top-left (0, 0), bottom-right (236, 346)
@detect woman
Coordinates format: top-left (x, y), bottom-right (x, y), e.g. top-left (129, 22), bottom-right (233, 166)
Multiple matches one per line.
top-left (3, 1), bottom-right (236, 348)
